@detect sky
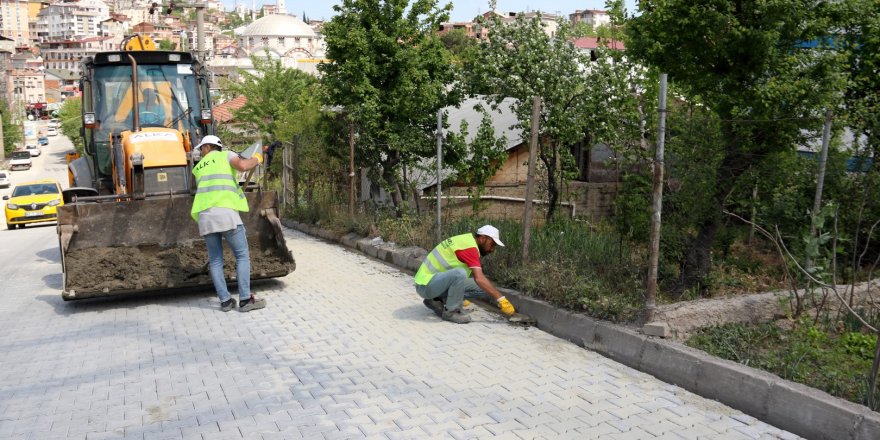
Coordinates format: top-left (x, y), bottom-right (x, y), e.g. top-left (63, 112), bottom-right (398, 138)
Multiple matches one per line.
top-left (223, 0), bottom-right (639, 22)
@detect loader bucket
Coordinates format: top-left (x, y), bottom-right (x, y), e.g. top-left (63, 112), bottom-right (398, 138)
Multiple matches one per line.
top-left (56, 191), bottom-right (295, 300)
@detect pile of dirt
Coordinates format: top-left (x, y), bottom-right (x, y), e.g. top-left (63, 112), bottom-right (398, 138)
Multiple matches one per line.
top-left (64, 241), bottom-right (294, 294)
top-left (653, 280), bottom-right (879, 340)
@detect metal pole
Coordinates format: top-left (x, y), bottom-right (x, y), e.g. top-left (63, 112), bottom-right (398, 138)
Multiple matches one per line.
top-left (349, 124), bottom-right (355, 219)
top-left (435, 109), bottom-right (443, 244)
top-left (0, 110), bottom-right (5, 161)
top-left (645, 73), bottom-right (668, 323)
top-left (196, 3), bottom-right (205, 62)
top-left (521, 96), bottom-right (541, 263)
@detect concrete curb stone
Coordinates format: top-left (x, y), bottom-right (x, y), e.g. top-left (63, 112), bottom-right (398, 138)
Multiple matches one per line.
top-left (281, 219), bottom-right (880, 440)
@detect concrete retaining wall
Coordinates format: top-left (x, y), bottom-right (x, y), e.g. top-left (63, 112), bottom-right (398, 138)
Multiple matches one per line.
top-left (282, 219), bottom-right (880, 440)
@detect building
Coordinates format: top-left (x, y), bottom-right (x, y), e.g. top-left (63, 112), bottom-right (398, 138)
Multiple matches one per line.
top-left (438, 10), bottom-right (561, 40)
top-left (0, 0), bottom-right (30, 45)
top-left (10, 50), bottom-right (42, 70)
top-left (43, 68), bottom-right (79, 103)
top-left (34, 0), bottom-right (111, 42)
top-left (99, 14), bottom-right (130, 37)
top-left (42, 35), bottom-right (121, 74)
top-left (235, 13), bottom-right (325, 59)
top-left (8, 68), bottom-right (46, 117)
top-left (569, 9), bottom-right (611, 28)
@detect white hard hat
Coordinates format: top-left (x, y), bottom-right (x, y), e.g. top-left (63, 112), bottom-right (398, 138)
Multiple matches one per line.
top-left (196, 135), bottom-right (223, 150)
top-left (476, 225), bottom-right (505, 247)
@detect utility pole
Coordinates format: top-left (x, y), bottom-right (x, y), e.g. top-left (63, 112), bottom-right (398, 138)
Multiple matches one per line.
top-left (349, 124), bottom-right (355, 219)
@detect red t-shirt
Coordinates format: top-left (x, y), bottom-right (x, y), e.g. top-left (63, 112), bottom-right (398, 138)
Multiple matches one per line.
top-left (454, 247), bottom-right (481, 269)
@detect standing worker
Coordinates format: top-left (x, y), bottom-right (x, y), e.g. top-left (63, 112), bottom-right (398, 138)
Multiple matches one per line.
top-left (414, 225), bottom-right (516, 324)
top-left (191, 135), bottom-right (266, 312)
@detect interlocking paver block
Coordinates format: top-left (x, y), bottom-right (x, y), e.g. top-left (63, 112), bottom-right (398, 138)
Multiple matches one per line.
top-left (0, 228), bottom-right (803, 440)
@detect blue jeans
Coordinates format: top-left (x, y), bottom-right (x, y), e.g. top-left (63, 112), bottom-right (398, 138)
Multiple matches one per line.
top-left (204, 224), bottom-right (251, 302)
top-left (415, 268), bottom-right (487, 312)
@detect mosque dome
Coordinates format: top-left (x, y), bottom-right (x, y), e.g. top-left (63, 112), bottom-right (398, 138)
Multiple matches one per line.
top-left (239, 14), bottom-right (316, 38)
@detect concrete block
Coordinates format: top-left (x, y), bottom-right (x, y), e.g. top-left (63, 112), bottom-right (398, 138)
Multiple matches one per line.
top-left (356, 238), bottom-right (373, 253)
top-left (376, 246), bottom-right (395, 263)
top-left (766, 380), bottom-right (869, 440)
top-left (642, 322), bottom-right (670, 338)
top-left (639, 339), bottom-right (703, 390)
top-left (406, 257), bottom-right (422, 271)
top-left (853, 409), bottom-right (880, 440)
top-left (587, 322), bottom-right (647, 370)
top-left (341, 233), bottom-right (360, 249)
top-left (694, 356), bottom-right (774, 420)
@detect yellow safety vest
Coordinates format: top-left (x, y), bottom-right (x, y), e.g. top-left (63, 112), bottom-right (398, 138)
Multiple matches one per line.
top-left (190, 150), bottom-right (248, 221)
top-left (414, 233), bottom-right (478, 285)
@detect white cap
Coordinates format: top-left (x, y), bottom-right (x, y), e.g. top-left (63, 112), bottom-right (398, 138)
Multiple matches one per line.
top-left (476, 225), bottom-right (505, 247)
top-left (196, 135), bottom-right (223, 150)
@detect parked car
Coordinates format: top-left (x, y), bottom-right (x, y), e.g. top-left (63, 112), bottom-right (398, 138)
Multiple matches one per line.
top-left (8, 150), bottom-right (32, 170)
top-left (47, 127), bottom-right (58, 136)
top-left (25, 144), bottom-right (41, 157)
top-left (38, 136), bottom-right (49, 146)
top-left (0, 171), bottom-right (9, 188)
top-left (3, 179), bottom-right (64, 229)
top-left (48, 119), bottom-right (59, 128)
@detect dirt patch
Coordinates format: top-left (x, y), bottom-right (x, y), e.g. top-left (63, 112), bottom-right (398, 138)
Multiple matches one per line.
top-left (653, 280), bottom-right (879, 341)
top-left (64, 240), bottom-right (294, 295)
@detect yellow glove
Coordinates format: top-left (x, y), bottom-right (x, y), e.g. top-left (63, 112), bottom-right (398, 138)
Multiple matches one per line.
top-left (253, 152), bottom-right (263, 164)
top-left (497, 296), bottom-right (515, 317)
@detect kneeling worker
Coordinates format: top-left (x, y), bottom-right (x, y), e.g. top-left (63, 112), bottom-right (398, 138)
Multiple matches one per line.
top-left (414, 225), bottom-right (516, 324)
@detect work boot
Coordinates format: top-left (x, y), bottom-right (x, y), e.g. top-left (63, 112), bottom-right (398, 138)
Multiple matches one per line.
top-left (441, 309), bottom-right (471, 324)
top-left (220, 298), bottom-right (236, 312)
top-left (423, 298), bottom-right (444, 317)
top-left (462, 299), bottom-right (471, 307)
top-left (238, 295), bottom-right (266, 312)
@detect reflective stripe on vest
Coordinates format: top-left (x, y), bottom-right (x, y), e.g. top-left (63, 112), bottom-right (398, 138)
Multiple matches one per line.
top-left (413, 233), bottom-right (477, 285)
top-left (190, 151), bottom-right (249, 221)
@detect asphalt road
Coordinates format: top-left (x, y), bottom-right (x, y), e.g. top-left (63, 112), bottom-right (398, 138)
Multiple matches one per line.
top-left (0, 131), bottom-right (803, 439)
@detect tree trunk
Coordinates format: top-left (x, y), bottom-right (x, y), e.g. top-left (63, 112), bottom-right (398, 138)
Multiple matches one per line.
top-left (542, 141), bottom-right (560, 222)
top-left (380, 154), bottom-right (403, 216)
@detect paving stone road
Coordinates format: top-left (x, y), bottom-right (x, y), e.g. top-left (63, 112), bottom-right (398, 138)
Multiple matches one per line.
top-left (0, 228), bottom-right (802, 439)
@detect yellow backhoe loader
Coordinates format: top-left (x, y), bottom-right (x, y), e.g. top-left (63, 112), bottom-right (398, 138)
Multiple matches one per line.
top-left (57, 35), bottom-right (295, 300)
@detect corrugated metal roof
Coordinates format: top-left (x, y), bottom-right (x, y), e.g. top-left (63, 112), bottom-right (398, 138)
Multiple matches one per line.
top-left (414, 96), bottom-right (524, 190)
top-left (445, 96), bottom-right (522, 152)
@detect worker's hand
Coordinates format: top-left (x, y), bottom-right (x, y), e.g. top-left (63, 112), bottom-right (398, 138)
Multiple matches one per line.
top-left (253, 152), bottom-right (263, 164)
top-left (497, 296), bottom-right (515, 316)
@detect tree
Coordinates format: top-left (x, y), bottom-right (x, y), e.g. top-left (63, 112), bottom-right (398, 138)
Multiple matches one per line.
top-left (444, 110), bottom-right (508, 211)
top-left (318, 0), bottom-right (459, 213)
top-left (224, 55), bottom-right (319, 144)
top-left (465, 11), bottom-right (637, 221)
top-left (1, 102), bottom-right (22, 154)
top-left (839, 0), bottom-right (880, 156)
top-left (57, 98), bottom-right (83, 155)
top-left (158, 39), bottom-right (176, 51)
top-left (627, 0), bottom-right (843, 294)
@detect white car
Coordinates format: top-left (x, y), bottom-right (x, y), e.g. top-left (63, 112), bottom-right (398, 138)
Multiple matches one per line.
top-left (48, 119), bottom-right (59, 128)
top-left (25, 144), bottom-right (41, 157)
top-left (0, 171), bottom-right (9, 188)
top-left (47, 127), bottom-right (58, 136)
top-left (8, 151), bottom-right (32, 170)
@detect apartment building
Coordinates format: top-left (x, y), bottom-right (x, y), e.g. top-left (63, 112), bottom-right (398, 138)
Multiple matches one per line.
top-left (34, 0), bottom-right (110, 42)
top-left (8, 68), bottom-right (46, 111)
top-left (42, 35), bottom-right (121, 74)
top-left (569, 9), bottom-right (611, 28)
top-left (0, 0), bottom-right (30, 44)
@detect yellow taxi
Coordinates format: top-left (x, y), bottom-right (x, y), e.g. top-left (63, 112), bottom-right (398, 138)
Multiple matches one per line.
top-left (3, 179), bottom-right (64, 230)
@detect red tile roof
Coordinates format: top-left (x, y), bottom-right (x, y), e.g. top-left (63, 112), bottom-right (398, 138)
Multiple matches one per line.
top-left (213, 95), bottom-right (247, 123)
